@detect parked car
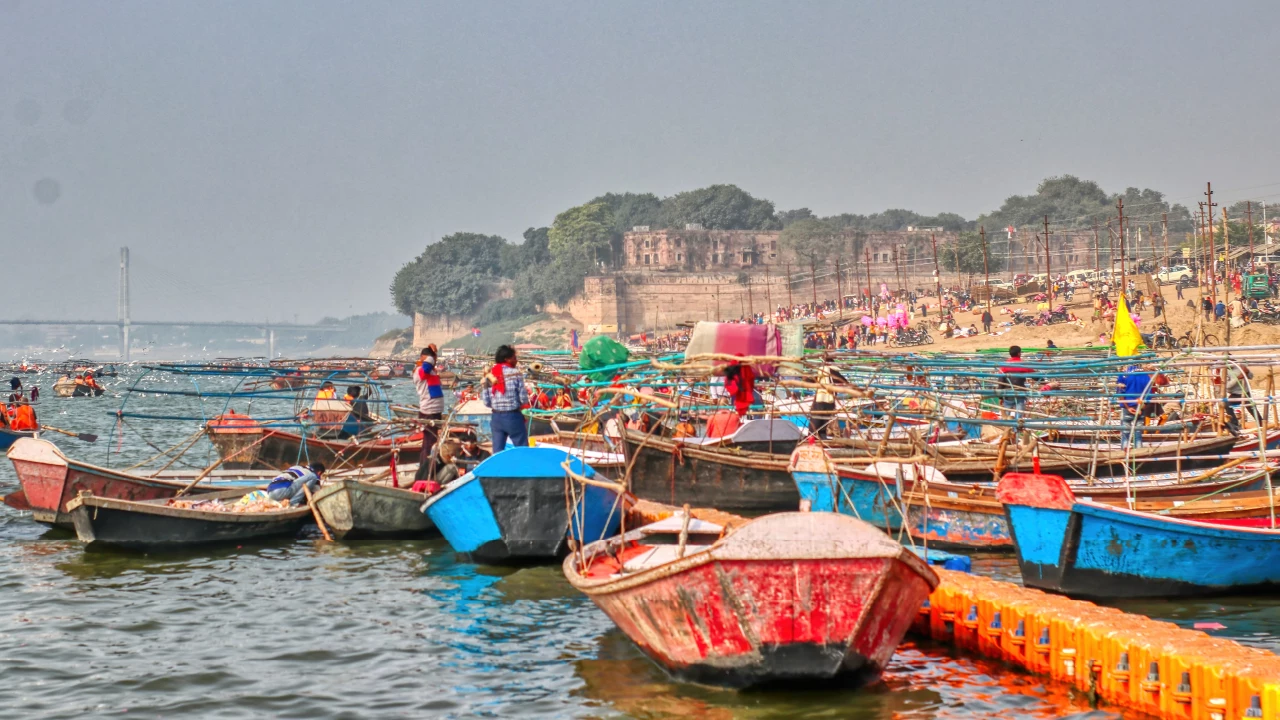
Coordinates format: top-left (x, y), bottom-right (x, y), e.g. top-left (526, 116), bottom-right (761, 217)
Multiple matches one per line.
top-left (1156, 265), bottom-right (1194, 285)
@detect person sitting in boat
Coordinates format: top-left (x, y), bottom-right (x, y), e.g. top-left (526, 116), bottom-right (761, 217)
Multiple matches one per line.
top-left (552, 387), bottom-right (574, 410)
top-left (457, 435), bottom-right (490, 467)
top-left (673, 413), bottom-right (698, 439)
top-left (338, 385), bottom-right (372, 439)
top-left (265, 463), bottom-right (325, 506)
top-left (315, 381), bottom-right (337, 400)
top-left (8, 378), bottom-right (26, 404)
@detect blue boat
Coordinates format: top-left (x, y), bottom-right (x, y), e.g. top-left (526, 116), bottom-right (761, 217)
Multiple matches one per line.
top-left (0, 427), bottom-right (36, 452)
top-left (421, 446), bottom-right (624, 565)
top-left (790, 448), bottom-right (1012, 550)
top-left (997, 471), bottom-right (1280, 598)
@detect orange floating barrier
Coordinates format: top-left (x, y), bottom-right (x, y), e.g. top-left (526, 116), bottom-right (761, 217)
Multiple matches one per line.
top-left (916, 570), bottom-right (1280, 720)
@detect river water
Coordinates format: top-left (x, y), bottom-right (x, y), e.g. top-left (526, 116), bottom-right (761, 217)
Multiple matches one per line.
top-left (1, 368), bottom-right (1277, 719)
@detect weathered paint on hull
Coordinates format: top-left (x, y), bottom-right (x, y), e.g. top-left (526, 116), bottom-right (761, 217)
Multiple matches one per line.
top-left (1000, 473), bottom-right (1280, 598)
top-left (311, 480), bottom-right (435, 540)
top-left (624, 437), bottom-right (799, 516)
top-left (9, 441), bottom-right (188, 528)
top-left (424, 474), bottom-right (623, 565)
top-left (573, 512), bottom-right (942, 686)
top-left (794, 470), bottom-right (1010, 549)
top-left (68, 500), bottom-right (310, 550)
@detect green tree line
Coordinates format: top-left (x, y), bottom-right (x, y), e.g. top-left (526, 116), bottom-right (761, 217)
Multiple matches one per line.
top-left (393, 176), bottom-right (1210, 321)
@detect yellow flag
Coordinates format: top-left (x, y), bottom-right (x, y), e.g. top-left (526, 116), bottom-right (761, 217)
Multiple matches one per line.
top-left (1113, 294), bottom-right (1144, 356)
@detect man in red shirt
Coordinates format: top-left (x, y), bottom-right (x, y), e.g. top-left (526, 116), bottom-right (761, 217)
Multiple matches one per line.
top-left (998, 346), bottom-right (1034, 416)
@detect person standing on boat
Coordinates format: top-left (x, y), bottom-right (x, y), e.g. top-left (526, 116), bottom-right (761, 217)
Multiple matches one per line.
top-left (414, 346), bottom-right (445, 481)
top-left (483, 344), bottom-right (530, 452)
top-left (266, 463), bottom-right (325, 506)
top-left (1222, 363), bottom-right (1258, 434)
top-left (997, 346), bottom-right (1033, 417)
top-left (1116, 368), bottom-right (1154, 449)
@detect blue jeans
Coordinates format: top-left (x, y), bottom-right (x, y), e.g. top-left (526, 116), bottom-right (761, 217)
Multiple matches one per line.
top-left (1002, 394), bottom-right (1026, 415)
top-left (1120, 408), bottom-right (1142, 449)
top-left (491, 410), bottom-right (528, 451)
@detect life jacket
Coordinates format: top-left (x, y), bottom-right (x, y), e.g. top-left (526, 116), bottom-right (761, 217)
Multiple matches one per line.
top-left (11, 404), bottom-right (37, 431)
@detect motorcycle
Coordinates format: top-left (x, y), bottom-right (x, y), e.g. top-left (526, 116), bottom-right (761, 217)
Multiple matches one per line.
top-left (1143, 323), bottom-right (1178, 349)
top-left (889, 327), bottom-right (934, 347)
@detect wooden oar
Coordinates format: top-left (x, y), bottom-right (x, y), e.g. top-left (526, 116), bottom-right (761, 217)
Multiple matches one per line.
top-left (39, 425), bottom-right (98, 443)
top-left (302, 483), bottom-right (332, 541)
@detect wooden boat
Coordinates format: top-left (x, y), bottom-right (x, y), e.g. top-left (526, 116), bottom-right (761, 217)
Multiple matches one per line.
top-left (791, 444), bottom-right (1279, 551)
top-left (52, 377), bottom-right (104, 397)
top-left (421, 447), bottom-right (624, 565)
top-left (310, 479), bottom-right (434, 540)
top-left (620, 426), bottom-right (802, 516)
top-left (66, 488), bottom-right (312, 550)
top-left (206, 412), bottom-right (421, 470)
top-left (3, 437), bottom-right (385, 529)
top-left (5, 438), bottom-right (220, 528)
top-left (997, 471), bottom-right (1280, 598)
top-left (0, 426), bottom-right (36, 452)
top-left (563, 509), bottom-right (938, 688)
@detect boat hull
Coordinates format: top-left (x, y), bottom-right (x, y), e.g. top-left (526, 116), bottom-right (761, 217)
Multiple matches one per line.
top-left (310, 479), bottom-right (434, 540)
top-left (424, 473), bottom-right (622, 564)
top-left (7, 438), bottom-right (189, 528)
top-left (623, 432), bottom-right (799, 516)
top-left (998, 472), bottom-right (1280, 598)
top-left (66, 494), bottom-right (311, 550)
top-left (566, 512), bottom-right (938, 689)
top-left (0, 428), bottom-right (35, 452)
top-left (422, 448), bottom-right (624, 565)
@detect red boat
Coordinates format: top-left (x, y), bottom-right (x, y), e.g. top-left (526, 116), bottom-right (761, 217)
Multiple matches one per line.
top-left (206, 411), bottom-right (422, 470)
top-left (563, 509), bottom-right (938, 688)
top-left (4, 437), bottom-right (205, 528)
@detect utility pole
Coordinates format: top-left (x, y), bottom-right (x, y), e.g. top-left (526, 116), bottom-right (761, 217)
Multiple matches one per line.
top-left (892, 247), bottom-right (901, 294)
top-left (785, 262), bottom-right (793, 309)
top-left (865, 247), bottom-right (873, 301)
top-left (746, 275), bottom-right (754, 319)
top-left (118, 246), bottom-right (131, 362)
top-left (1247, 201), bottom-right (1255, 264)
top-left (1093, 222), bottom-right (1100, 276)
top-left (1162, 213), bottom-right (1169, 270)
top-left (930, 232), bottom-right (942, 301)
top-left (1223, 205), bottom-right (1232, 346)
top-left (836, 256), bottom-right (843, 319)
top-left (1117, 199), bottom-right (1126, 292)
top-left (952, 239), bottom-right (962, 291)
top-left (1043, 216), bottom-right (1053, 306)
top-left (980, 226), bottom-right (991, 309)
top-left (810, 259), bottom-right (818, 309)
top-left (852, 250), bottom-right (862, 305)
top-left (1206, 182), bottom-right (1217, 303)
top-left (1264, 201), bottom-right (1271, 246)
top-left (1199, 203), bottom-right (1215, 302)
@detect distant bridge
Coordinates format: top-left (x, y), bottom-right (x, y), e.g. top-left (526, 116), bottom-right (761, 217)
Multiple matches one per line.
top-left (0, 248), bottom-right (341, 360)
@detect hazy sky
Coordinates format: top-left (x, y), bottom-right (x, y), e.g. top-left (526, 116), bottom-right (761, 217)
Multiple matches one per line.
top-left (3, 1), bottom-right (1278, 323)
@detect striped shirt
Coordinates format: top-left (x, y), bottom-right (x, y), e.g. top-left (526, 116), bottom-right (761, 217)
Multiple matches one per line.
top-left (482, 368), bottom-right (530, 413)
top-left (414, 362), bottom-right (445, 415)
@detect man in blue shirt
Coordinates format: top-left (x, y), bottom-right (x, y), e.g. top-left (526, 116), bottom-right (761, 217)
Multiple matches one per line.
top-left (1116, 370), bottom-right (1154, 448)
